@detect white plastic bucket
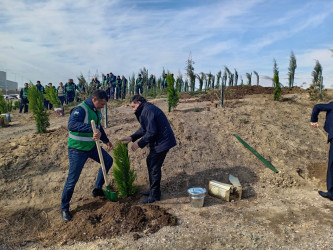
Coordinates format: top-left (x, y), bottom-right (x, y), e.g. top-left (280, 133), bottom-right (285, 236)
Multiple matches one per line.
top-left (188, 187), bottom-right (206, 208)
top-left (54, 107), bottom-right (64, 117)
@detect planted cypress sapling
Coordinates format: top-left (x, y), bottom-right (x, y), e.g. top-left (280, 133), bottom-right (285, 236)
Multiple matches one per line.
top-left (28, 82), bottom-right (50, 133)
top-left (166, 74), bottom-right (179, 112)
top-left (112, 141), bottom-right (138, 198)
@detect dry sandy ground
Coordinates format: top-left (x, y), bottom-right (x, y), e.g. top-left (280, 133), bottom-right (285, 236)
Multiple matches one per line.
top-left (1, 88), bottom-right (333, 249)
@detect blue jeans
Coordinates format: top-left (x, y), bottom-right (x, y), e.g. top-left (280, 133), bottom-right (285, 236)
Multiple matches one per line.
top-left (61, 146), bottom-right (113, 211)
top-left (58, 96), bottom-right (66, 106)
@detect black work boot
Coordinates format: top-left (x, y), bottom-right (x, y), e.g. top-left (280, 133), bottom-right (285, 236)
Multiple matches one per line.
top-left (61, 210), bottom-right (72, 222)
top-left (140, 191), bottom-right (150, 196)
top-left (92, 188), bottom-right (105, 197)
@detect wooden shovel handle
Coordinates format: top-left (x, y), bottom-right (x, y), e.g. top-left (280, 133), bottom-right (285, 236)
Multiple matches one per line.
top-left (91, 120), bottom-right (109, 187)
top-left (318, 128), bottom-right (328, 141)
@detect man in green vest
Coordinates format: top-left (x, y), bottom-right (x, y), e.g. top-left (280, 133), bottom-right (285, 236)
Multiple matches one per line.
top-left (65, 79), bottom-right (76, 104)
top-left (61, 90), bottom-right (113, 222)
top-left (136, 74), bottom-right (143, 94)
top-left (19, 83), bottom-right (29, 113)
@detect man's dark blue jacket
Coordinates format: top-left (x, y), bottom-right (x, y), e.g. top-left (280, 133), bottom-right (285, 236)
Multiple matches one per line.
top-left (131, 101), bottom-right (176, 153)
top-left (68, 98), bottom-right (109, 145)
top-left (311, 101), bottom-right (333, 142)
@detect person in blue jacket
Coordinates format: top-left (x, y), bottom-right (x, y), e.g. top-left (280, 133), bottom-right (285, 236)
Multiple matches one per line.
top-left (121, 95), bottom-right (177, 203)
top-left (61, 90), bottom-right (114, 222)
top-left (311, 101), bottom-right (333, 201)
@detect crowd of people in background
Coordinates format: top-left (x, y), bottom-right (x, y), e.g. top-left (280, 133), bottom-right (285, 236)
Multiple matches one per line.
top-left (15, 72), bottom-right (170, 114)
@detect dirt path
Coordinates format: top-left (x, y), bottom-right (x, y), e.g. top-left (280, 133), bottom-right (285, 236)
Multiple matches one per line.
top-left (1, 89), bottom-right (333, 249)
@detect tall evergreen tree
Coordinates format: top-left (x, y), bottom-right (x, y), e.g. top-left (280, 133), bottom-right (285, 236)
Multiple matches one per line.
top-left (253, 71), bottom-right (259, 86)
top-left (166, 74), bottom-right (179, 112)
top-left (196, 72), bottom-right (206, 91)
top-left (312, 60), bottom-right (322, 85)
top-left (185, 53), bottom-right (196, 91)
top-left (222, 70), bottom-right (227, 86)
top-left (273, 59), bottom-right (281, 101)
top-left (309, 60), bottom-right (324, 100)
top-left (224, 66), bottom-right (232, 86)
top-left (288, 51), bottom-right (297, 87)
top-left (216, 70), bottom-right (222, 88)
top-left (246, 73), bottom-right (252, 86)
top-left (234, 69), bottom-right (238, 86)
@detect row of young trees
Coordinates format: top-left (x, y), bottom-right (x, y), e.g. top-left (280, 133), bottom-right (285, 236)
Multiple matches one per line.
top-left (185, 51), bottom-right (300, 93)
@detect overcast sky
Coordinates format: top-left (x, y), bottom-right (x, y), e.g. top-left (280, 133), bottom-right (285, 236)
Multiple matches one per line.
top-left (0, 0), bottom-right (333, 88)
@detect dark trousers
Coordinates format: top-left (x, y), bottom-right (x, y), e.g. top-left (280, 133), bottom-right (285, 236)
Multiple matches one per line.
top-left (116, 86), bottom-right (121, 99)
top-left (328, 142), bottom-right (333, 196)
top-left (146, 149), bottom-right (168, 199)
top-left (19, 99), bottom-right (28, 113)
top-left (61, 147), bottom-right (113, 211)
top-left (136, 85), bottom-right (143, 95)
top-left (59, 96), bottom-right (66, 106)
top-left (66, 93), bottom-right (75, 104)
top-left (109, 86), bottom-right (115, 99)
top-left (122, 88), bottom-right (126, 99)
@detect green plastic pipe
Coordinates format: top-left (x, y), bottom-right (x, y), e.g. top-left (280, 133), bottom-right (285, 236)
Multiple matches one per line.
top-left (233, 134), bottom-right (279, 173)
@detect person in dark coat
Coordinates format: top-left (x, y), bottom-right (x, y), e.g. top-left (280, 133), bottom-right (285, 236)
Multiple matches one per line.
top-left (109, 73), bottom-right (116, 99)
top-left (115, 75), bottom-right (122, 99)
top-left (120, 95), bottom-right (177, 203)
top-left (121, 75), bottom-right (127, 99)
top-left (148, 74), bottom-right (156, 90)
top-left (311, 101), bottom-right (333, 201)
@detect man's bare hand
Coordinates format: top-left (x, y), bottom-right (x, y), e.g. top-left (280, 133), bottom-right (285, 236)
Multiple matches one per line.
top-left (120, 136), bottom-right (132, 144)
top-left (93, 129), bottom-right (101, 141)
top-left (131, 141), bottom-right (139, 152)
top-left (311, 122), bottom-right (319, 128)
top-left (105, 141), bottom-right (113, 150)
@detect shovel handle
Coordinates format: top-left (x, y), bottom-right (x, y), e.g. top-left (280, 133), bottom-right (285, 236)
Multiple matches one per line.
top-left (91, 120), bottom-right (109, 187)
top-left (318, 128), bottom-right (327, 141)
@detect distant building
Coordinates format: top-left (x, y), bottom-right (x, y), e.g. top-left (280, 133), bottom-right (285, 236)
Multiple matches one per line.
top-left (0, 71), bottom-right (18, 91)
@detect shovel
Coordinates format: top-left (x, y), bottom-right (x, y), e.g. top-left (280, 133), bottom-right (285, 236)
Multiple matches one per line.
top-left (91, 120), bottom-right (118, 202)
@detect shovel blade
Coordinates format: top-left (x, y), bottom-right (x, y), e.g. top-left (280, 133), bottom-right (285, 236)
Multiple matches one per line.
top-left (103, 185), bottom-right (118, 202)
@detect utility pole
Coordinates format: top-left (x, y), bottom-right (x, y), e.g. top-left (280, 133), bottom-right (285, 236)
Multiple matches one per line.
top-left (320, 76), bottom-right (323, 101)
top-left (104, 103), bottom-right (108, 128)
top-left (220, 83), bottom-right (224, 107)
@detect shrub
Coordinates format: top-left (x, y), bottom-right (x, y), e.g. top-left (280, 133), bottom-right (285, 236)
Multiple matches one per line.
top-left (13, 100), bottom-right (20, 110)
top-left (112, 141), bottom-right (138, 198)
top-left (0, 93), bottom-right (8, 114)
top-left (28, 82), bottom-right (50, 133)
top-left (44, 86), bottom-right (62, 108)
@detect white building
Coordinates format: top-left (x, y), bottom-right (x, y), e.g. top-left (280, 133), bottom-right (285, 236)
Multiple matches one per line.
top-left (0, 71), bottom-right (18, 92)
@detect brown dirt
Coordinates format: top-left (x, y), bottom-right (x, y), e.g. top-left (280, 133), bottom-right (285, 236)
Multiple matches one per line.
top-left (1, 87), bottom-right (333, 249)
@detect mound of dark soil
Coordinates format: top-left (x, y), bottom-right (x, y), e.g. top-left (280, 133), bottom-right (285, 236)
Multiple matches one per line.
top-left (1, 197), bottom-right (176, 248)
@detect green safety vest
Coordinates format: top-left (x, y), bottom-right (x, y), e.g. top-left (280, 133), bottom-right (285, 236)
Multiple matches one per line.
top-left (68, 102), bottom-right (101, 151)
top-left (22, 88), bottom-right (28, 98)
top-left (66, 83), bottom-right (75, 92)
top-left (122, 79), bottom-right (126, 88)
top-left (136, 78), bottom-right (143, 86)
